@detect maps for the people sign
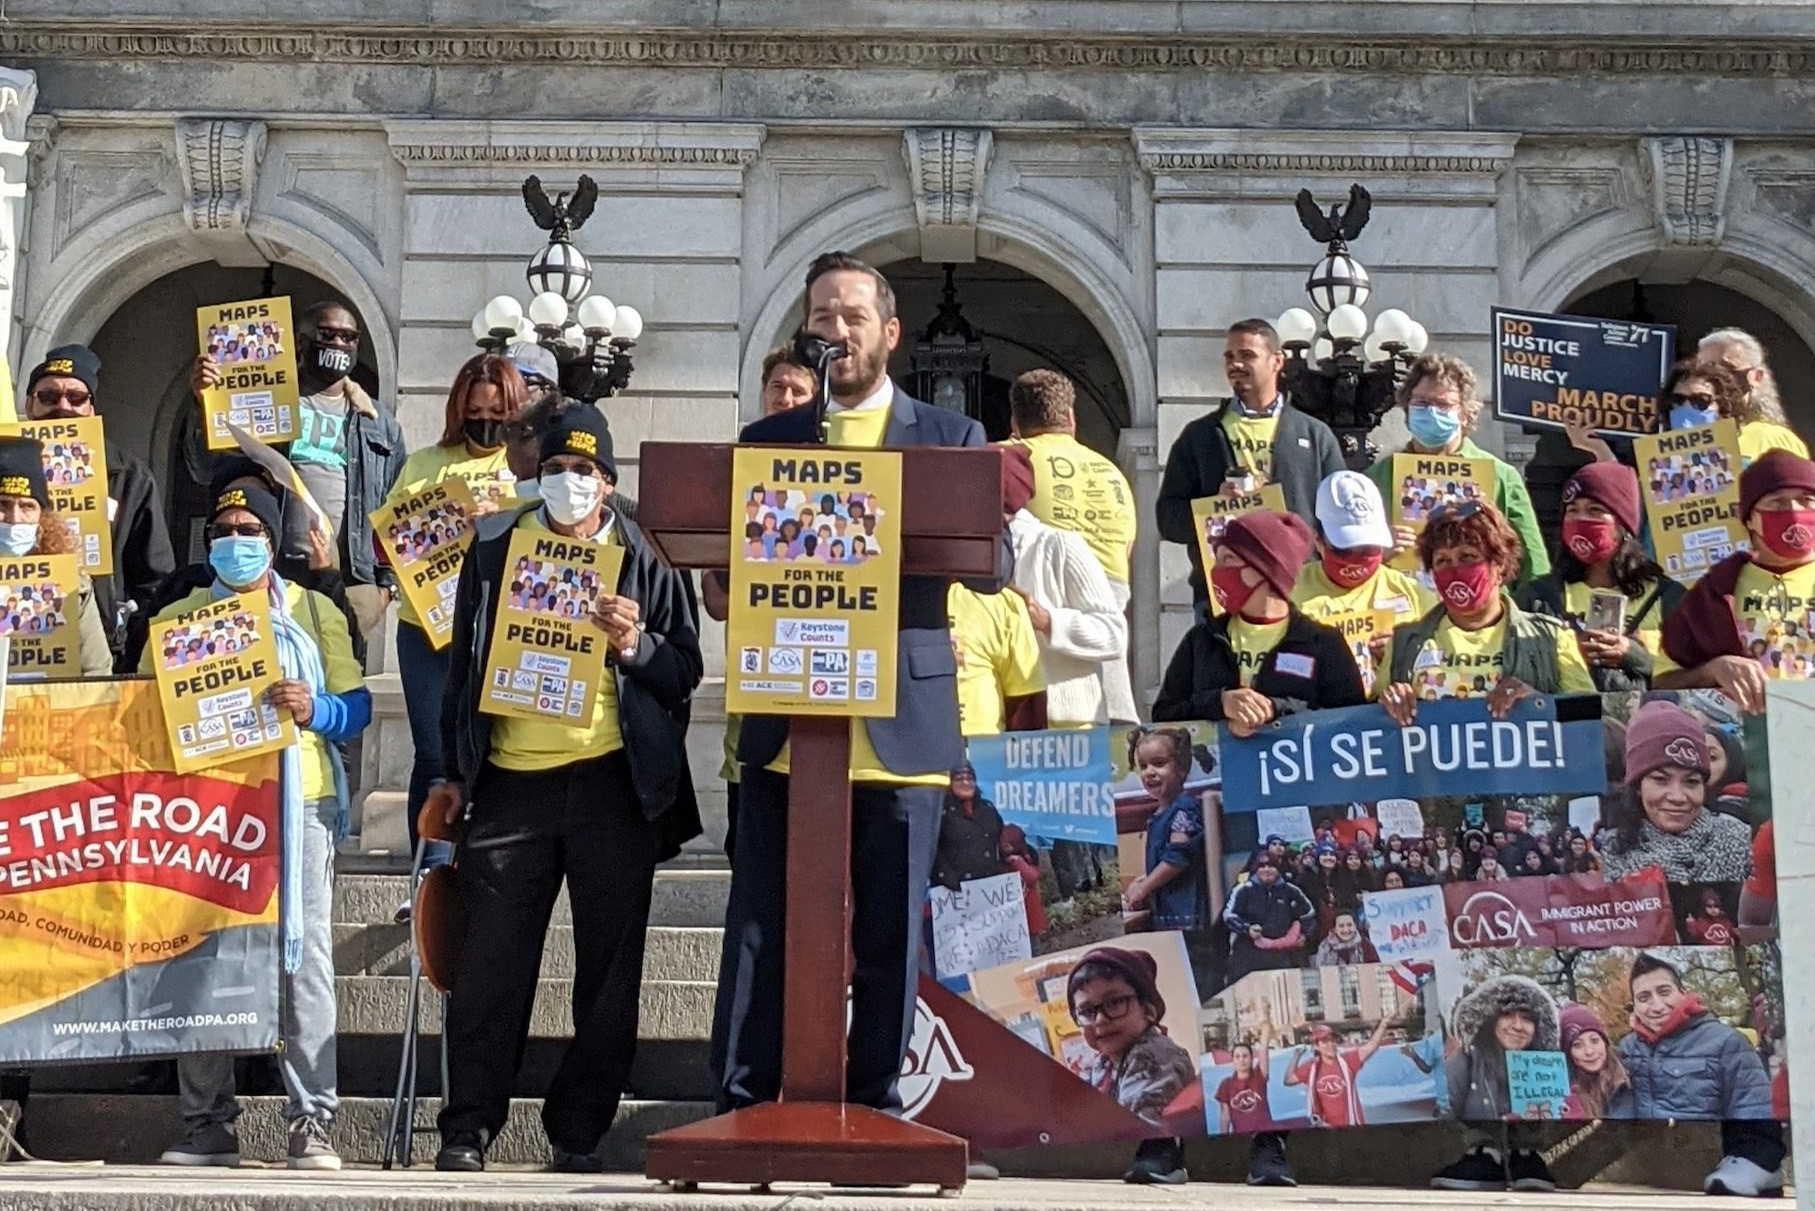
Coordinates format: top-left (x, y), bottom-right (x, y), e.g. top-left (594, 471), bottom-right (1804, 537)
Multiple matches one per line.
top-left (1491, 306), bottom-right (1675, 437)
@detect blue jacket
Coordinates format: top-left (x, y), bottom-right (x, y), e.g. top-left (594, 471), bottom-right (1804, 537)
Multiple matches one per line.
top-left (735, 385), bottom-right (1011, 777)
top-left (1145, 793), bottom-right (1209, 930)
top-left (1617, 1010), bottom-right (1774, 1121)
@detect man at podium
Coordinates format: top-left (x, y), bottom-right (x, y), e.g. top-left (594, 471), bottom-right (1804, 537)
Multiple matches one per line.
top-left (711, 252), bottom-right (1008, 1112)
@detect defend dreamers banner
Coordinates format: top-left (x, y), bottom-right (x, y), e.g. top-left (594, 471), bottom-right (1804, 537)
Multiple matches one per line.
top-left (965, 727), bottom-right (1114, 845)
top-left (0, 679), bottom-right (280, 1063)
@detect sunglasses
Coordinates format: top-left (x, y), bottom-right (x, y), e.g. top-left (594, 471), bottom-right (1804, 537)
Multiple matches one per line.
top-left (311, 326), bottom-right (361, 345)
top-left (208, 523), bottom-right (268, 540)
top-left (33, 388), bottom-right (91, 407)
top-left (1668, 392), bottom-right (1718, 408)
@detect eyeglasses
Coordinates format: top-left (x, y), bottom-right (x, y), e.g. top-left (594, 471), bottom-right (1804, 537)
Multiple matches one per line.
top-left (33, 388), bottom-right (91, 407)
top-left (207, 523), bottom-right (268, 540)
top-left (1071, 993), bottom-right (1137, 1026)
top-left (1426, 500), bottom-right (1485, 525)
top-left (541, 458), bottom-right (602, 479)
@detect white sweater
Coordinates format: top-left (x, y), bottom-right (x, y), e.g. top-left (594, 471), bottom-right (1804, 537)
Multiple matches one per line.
top-left (1007, 509), bottom-right (1138, 726)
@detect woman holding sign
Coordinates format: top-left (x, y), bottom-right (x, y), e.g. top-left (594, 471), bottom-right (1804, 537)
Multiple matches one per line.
top-left (0, 435), bottom-right (110, 676)
top-left (1433, 974), bottom-right (1562, 1192)
top-left (145, 482), bottom-right (370, 1172)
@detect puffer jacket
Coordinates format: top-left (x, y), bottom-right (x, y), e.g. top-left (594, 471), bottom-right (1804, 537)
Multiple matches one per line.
top-left (1617, 1010), bottom-right (1774, 1121)
top-left (1445, 974), bottom-right (1560, 1122)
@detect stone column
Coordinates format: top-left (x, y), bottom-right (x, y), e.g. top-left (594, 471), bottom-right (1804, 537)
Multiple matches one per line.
top-left (0, 68), bottom-right (37, 395)
top-left (1117, 425), bottom-right (1161, 707)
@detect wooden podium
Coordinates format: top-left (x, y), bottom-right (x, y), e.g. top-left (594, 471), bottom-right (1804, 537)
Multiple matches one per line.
top-left (636, 440), bottom-right (1003, 1193)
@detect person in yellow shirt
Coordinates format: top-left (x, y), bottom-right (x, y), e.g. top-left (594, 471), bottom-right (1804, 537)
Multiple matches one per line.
top-left (1006, 368), bottom-right (1135, 597)
top-left (426, 407), bottom-right (702, 1173)
top-left (1696, 327), bottom-right (1810, 464)
top-left (146, 482), bottom-right (370, 1172)
top-left (1376, 500), bottom-right (1596, 724)
top-left (383, 353), bottom-right (527, 887)
top-left (949, 582), bottom-right (1046, 736)
top-left (1293, 469), bottom-right (1433, 693)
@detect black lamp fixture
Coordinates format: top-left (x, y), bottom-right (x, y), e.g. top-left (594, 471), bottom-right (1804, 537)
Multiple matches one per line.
top-left (470, 174), bottom-right (645, 404)
top-left (1276, 184), bottom-right (1430, 467)
top-left (910, 264), bottom-right (989, 417)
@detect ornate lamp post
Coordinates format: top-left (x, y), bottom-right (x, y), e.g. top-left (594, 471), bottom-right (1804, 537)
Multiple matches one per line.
top-left (909, 264), bottom-right (989, 417)
top-left (1275, 184), bottom-right (1430, 467)
top-left (470, 174), bottom-right (645, 403)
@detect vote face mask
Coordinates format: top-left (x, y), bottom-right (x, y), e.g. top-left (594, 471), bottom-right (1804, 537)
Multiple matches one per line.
top-left (539, 471), bottom-right (605, 527)
top-left (463, 418), bottom-right (506, 449)
top-left (1210, 563), bottom-right (1257, 616)
top-left (1756, 508), bottom-right (1815, 563)
top-left (308, 342), bottom-right (355, 377)
top-left (1561, 517), bottom-right (1622, 565)
top-left (0, 522), bottom-right (38, 557)
top-left (1670, 402), bottom-right (1720, 430)
top-left (209, 535), bottom-right (273, 588)
top-left (1406, 404), bottom-right (1462, 449)
top-left (1322, 548), bottom-right (1382, 589)
top-left (1433, 560), bottom-right (1498, 613)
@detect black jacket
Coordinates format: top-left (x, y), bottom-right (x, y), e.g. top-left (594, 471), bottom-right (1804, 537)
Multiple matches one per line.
top-left (441, 502), bottom-right (703, 857)
top-left (96, 443), bottom-right (177, 669)
top-left (1155, 401), bottom-right (1343, 602)
top-left (1152, 608), bottom-right (1367, 723)
top-left (1515, 571), bottom-right (1688, 692)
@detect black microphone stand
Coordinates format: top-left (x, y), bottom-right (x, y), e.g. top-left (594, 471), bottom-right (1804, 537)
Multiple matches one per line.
top-left (794, 333), bottom-right (847, 446)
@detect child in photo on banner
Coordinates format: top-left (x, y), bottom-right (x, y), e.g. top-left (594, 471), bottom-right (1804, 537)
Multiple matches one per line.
top-left (1066, 947), bottom-right (1195, 1158)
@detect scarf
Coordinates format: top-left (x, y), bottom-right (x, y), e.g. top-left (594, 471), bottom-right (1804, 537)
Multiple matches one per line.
top-left (1629, 992), bottom-right (1709, 1046)
top-left (213, 571), bottom-right (335, 974)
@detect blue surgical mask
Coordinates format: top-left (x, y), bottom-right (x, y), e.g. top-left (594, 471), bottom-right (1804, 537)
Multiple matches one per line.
top-left (1670, 402), bottom-right (1720, 431)
top-left (1407, 404), bottom-right (1462, 449)
top-left (209, 535), bottom-right (273, 588)
top-left (0, 522), bottom-right (37, 557)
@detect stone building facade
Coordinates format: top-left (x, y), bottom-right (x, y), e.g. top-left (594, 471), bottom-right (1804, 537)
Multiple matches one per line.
top-left (4, 2), bottom-right (1815, 850)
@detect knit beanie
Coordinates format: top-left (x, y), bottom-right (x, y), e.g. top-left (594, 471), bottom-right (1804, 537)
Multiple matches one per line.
top-left (210, 481), bottom-right (283, 543)
top-left (27, 344), bottom-right (101, 397)
top-left (1559, 1003), bottom-right (1609, 1053)
top-left (1563, 463), bottom-right (1643, 536)
top-left (538, 404), bottom-right (616, 479)
top-left (1623, 700), bottom-right (1711, 787)
top-left (999, 444), bottom-right (1035, 515)
top-left (1740, 449), bottom-right (1815, 522)
top-left (1217, 510), bottom-right (1313, 598)
top-left (1069, 946), bottom-right (1165, 1022)
top-left (0, 436), bottom-right (50, 506)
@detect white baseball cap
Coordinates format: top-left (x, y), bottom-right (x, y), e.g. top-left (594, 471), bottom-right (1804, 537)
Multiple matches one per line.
top-left (1315, 470), bottom-right (1393, 550)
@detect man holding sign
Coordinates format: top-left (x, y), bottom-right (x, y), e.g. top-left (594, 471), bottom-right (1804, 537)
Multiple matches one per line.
top-left (430, 407), bottom-right (702, 1174)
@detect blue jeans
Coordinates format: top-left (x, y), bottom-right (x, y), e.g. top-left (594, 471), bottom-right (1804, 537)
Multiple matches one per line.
top-left (397, 621), bottom-right (452, 870)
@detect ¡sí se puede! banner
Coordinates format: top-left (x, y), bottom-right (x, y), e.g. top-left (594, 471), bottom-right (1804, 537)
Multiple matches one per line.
top-left (149, 591), bottom-right (295, 774)
top-left (196, 297), bottom-right (300, 451)
top-left (480, 526), bottom-right (622, 724)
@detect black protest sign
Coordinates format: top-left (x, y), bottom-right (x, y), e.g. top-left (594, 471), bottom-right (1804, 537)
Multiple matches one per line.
top-left (1491, 307), bottom-right (1675, 438)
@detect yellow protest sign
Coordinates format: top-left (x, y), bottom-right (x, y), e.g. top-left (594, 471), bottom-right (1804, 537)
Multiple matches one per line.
top-left (479, 527), bottom-right (622, 723)
top-left (370, 479), bottom-right (479, 650)
top-left (1388, 453), bottom-right (1495, 571)
top-left (1322, 606), bottom-right (1400, 697)
top-left (1190, 485), bottom-right (1286, 616)
top-left (4, 415), bottom-right (113, 577)
top-left (196, 297), bottom-right (300, 450)
top-left (148, 592), bottom-right (295, 773)
top-left (726, 448), bottom-right (901, 716)
top-left (1635, 419), bottom-right (1745, 585)
top-left (0, 553), bottom-right (81, 681)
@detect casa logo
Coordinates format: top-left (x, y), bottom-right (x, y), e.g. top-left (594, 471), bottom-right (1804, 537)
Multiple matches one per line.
top-left (1567, 534), bottom-right (1597, 559)
top-left (1442, 580), bottom-right (1475, 606)
top-left (1314, 1074), bottom-right (1346, 1098)
top-left (1664, 737), bottom-right (1700, 767)
top-left (898, 997), bottom-right (974, 1119)
top-left (1786, 523), bottom-right (1813, 547)
top-left (1449, 889), bottom-right (1536, 946)
top-left (1227, 1087), bottom-right (1264, 1114)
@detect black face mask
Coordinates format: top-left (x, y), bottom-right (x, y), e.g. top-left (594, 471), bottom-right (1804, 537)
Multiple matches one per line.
top-left (307, 341), bottom-right (355, 377)
top-left (463, 418), bottom-right (506, 449)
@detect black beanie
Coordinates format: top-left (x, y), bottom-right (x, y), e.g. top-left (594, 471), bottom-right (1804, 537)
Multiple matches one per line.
top-left (27, 344), bottom-right (102, 398)
top-left (0, 436), bottom-right (50, 506)
top-left (538, 404), bottom-right (616, 480)
top-left (210, 481), bottom-right (283, 544)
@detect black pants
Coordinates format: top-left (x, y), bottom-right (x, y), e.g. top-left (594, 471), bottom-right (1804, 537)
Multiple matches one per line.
top-left (437, 752), bottom-right (662, 1153)
top-left (1722, 1118), bottom-right (1786, 1171)
top-left (710, 766), bottom-right (940, 1111)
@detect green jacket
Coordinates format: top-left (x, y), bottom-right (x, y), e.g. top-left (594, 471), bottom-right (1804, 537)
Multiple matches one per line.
top-left (1387, 593), bottom-right (1567, 692)
top-left (1365, 437), bottom-right (1551, 586)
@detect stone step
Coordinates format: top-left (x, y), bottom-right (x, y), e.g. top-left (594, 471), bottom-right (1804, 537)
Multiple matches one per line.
top-left (333, 923), bottom-right (722, 982)
top-left (332, 869), bottom-right (731, 929)
top-left (335, 976), bottom-right (716, 1041)
top-left (21, 1092), bottom-right (711, 1169)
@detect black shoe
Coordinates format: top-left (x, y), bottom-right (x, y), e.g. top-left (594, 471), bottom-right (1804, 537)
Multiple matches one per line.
top-left (1247, 1133), bottom-right (1297, 1187)
top-left (1124, 1137), bottom-right (1187, 1185)
top-left (435, 1133), bottom-right (486, 1173)
top-left (1431, 1147), bottom-right (1506, 1192)
top-left (1508, 1149), bottom-right (1556, 1193)
top-left (550, 1146), bottom-right (602, 1174)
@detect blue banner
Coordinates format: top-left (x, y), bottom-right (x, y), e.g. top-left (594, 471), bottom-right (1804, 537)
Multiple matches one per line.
top-left (1218, 697), bottom-right (1605, 813)
top-left (1491, 306), bottom-right (1674, 438)
top-left (965, 727), bottom-right (1115, 844)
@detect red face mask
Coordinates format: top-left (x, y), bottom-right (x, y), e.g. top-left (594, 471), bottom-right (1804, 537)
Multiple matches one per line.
top-left (1322, 548), bottom-right (1382, 589)
top-left (1757, 508), bottom-right (1815, 562)
top-left (1211, 563), bottom-right (1257, 615)
top-left (1561, 517), bottom-right (1622, 565)
top-left (1433, 560), bottom-right (1498, 613)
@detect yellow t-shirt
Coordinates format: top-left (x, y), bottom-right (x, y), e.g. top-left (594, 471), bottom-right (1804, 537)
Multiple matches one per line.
top-left (1221, 407), bottom-right (1280, 480)
top-left (1009, 431), bottom-right (1134, 586)
top-left (949, 584), bottom-right (1045, 737)
top-left (1561, 580), bottom-right (1666, 663)
top-left (141, 582), bottom-right (365, 802)
top-left (1292, 562), bottom-right (1434, 622)
top-left (826, 405), bottom-right (891, 451)
top-left (383, 444), bottom-right (515, 628)
top-left (721, 713), bottom-right (742, 784)
top-left (1738, 420), bottom-right (1810, 467)
top-left (1228, 616), bottom-right (1290, 688)
top-left (1724, 560), bottom-right (1815, 680)
top-left (488, 512), bottom-right (623, 770)
top-left (1373, 612), bottom-right (1597, 701)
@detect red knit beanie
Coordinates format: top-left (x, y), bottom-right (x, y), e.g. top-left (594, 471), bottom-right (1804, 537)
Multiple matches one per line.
top-left (1559, 1003), bottom-right (1609, 1053)
top-left (1068, 945), bottom-right (1166, 1022)
top-left (1740, 449), bottom-right (1815, 521)
top-left (1563, 463), bottom-right (1642, 536)
top-left (1217, 510), bottom-right (1313, 599)
top-left (999, 444), bottom-right (1035, 516)
top-left (1623, 700), bottom-right (1710, 787)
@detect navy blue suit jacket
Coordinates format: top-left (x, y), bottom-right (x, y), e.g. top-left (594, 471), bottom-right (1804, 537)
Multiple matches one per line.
top-left (735, 385), bottom-right (1008, 777)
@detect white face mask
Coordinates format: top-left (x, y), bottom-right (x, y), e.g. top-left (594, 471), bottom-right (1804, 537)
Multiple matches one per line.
top-left (539, 470), bottom-right (605, 527)
top-left (0, 522), bottom-right (38, 557)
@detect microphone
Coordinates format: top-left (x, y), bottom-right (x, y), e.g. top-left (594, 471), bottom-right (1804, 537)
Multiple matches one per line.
top-left (793, 332), bottom-right (848, 445)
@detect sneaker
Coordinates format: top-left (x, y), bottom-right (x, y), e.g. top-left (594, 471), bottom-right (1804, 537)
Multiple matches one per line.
top-left (436, 1132), bottom-right (486, 1173)
top-left (966, 1160), bottom-right (1001, 1180)
top-left (159, 1120), bottom-right (240, 1167)
top-left (1705, 1155), bottom-right (1786, 1198)
top-left (287, 1117), bottom-right (341, 1171)
top-left (393, 898), bottom-right (413, 924)
top-left (1248, 1133), bottom-right (1297, 1187)
top-left (1124, 1136), bottom-right (1187, 1185)
top-left (1431, 1147), bottom-right (1506, 1192)
top-left (550, 1145), bottom-right (602, 1174)
top-left (1508, 1149), bottom-right (1556, 1193)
